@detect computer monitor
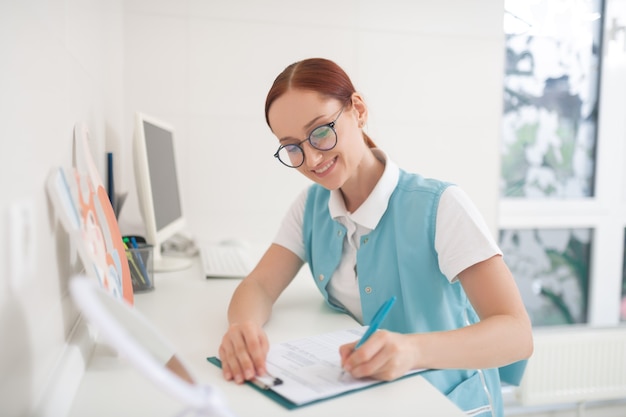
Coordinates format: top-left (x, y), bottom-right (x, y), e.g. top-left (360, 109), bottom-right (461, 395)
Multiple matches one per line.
top-left (133, 112), bottom-right (192, 272)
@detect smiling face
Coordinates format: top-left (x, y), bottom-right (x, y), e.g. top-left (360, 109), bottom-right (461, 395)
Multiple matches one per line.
top-left (268, 89), bottom-right (370, 191)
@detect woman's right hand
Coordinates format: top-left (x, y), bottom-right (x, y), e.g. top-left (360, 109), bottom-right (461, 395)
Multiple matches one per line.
top-left (218, 320), bottom-right (269, 384)
top-left (218, 243), bottom-right (303, 384)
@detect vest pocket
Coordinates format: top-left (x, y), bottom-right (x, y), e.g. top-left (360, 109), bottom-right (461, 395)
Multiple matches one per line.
top-left (445, 370), bottom-right (493, 416)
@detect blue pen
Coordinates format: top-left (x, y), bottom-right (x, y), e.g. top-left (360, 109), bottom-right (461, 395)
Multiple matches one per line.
top-left (355, 295), bottom-right (397, 348)
top-left (341, 295), bottom-right (397, 379)
top-left (130, 236), bottom-right (151, 287)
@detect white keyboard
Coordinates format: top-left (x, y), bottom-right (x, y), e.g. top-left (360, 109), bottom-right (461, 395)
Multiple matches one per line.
top-left (200, 244), bottom-right (252, 278)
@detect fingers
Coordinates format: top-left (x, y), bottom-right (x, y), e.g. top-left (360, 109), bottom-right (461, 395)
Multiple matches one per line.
top-left (339, 341), bottom-right (357, 367)
top-left (219, 322), bottom-right (269, 384)
top-left (342, 331), bottom-right (407, 381)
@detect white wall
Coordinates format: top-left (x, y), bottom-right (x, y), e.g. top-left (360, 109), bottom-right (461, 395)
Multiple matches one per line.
top-left (0, 1), bottom-right (123, 416)
top-left (120, 0), bottom-right (504, 245)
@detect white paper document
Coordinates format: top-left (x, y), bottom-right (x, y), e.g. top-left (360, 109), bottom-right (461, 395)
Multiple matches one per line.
top-left (254, 327), bottom-right (425, 406)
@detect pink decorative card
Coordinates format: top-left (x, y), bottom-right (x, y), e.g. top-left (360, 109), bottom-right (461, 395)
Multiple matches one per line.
top-left (47, 124), bottom-right (133, 304)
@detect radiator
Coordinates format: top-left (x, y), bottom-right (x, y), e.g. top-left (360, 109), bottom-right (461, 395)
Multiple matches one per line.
top-left (516, 326), bottom-right (626, 406)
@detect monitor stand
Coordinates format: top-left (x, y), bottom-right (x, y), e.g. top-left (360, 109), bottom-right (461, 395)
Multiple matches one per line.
top-left (154, 254), bottom-right (193, 272)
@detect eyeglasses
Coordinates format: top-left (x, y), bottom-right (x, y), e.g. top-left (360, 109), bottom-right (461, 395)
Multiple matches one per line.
top-left (273, 105), bottom-right (346, 168)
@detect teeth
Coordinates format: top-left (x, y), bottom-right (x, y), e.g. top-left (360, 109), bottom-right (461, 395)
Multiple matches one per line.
top-left (315, 159), bottom-right (334, 174)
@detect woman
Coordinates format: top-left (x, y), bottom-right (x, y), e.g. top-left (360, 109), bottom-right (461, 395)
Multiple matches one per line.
top-left (218, 58), bottom-right (533, 416)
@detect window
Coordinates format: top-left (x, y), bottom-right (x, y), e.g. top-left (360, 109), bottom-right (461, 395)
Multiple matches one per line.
top-left (500, 0), bottom-right (626, 326)
top-left (499, 228), bottom-right (591, 326)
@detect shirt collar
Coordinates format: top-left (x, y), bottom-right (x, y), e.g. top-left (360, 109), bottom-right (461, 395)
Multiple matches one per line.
top-left (328, 149), bottom-right (400, 230)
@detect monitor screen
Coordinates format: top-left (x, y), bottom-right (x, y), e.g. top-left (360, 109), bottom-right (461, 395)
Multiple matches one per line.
top-left (143, 121), bottom-right (183, 231)
top-left (133, 112), bottom-right (192, 272)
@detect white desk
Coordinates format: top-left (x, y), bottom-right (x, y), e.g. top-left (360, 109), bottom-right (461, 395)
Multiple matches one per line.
top-left (68, 257), bottom-right (465, 417)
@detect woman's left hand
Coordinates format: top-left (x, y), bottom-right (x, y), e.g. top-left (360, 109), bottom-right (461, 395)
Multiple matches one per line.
top-left (339, 330), bottom-right (419, 381)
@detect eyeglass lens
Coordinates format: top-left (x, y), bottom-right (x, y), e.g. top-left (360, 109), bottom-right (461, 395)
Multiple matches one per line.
top-left (276, 124), bottom-right (337, 167)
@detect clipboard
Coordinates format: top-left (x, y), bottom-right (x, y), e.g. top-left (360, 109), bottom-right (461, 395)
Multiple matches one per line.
top-left (207, 357), bottom-right (302, 410)
top-left (207, 353), bottom-right (429, 410)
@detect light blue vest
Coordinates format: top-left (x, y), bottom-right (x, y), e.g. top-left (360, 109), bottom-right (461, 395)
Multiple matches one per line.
top-left (302, 170), bottom-right (504, 416)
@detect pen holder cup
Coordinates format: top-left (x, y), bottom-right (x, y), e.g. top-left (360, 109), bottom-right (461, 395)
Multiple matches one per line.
top-left (125, 244), bottom-right (154, 293)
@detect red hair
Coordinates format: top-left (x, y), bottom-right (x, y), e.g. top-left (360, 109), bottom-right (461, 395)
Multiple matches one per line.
top-left (265, 58), bottom-right (376, 148)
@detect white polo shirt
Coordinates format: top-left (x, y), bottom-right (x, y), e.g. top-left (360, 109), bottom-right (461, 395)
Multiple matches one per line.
top-left (273, 149), bottom-right (501, 323)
